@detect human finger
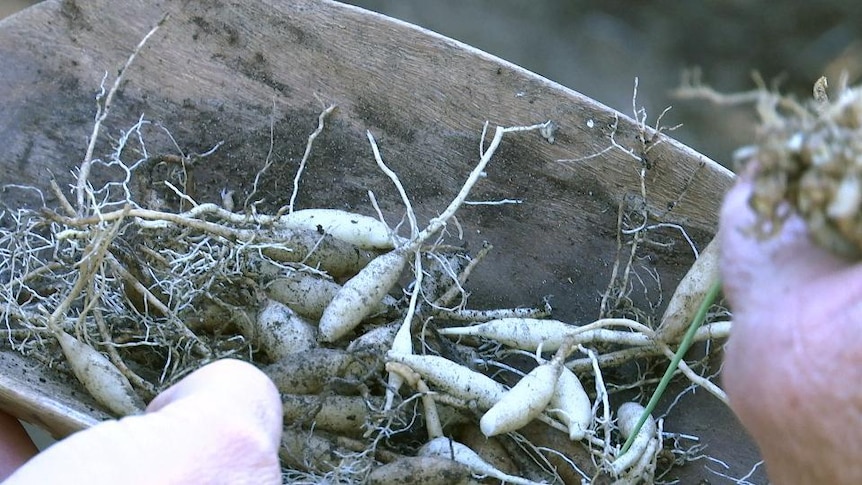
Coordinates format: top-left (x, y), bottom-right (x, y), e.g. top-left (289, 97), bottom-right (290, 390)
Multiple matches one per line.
top-left (719, 178), bottom-right (847, 312)
top-left (5, 359), bottom-right (282, 485)
top-left (0, 411), bottom-right (37, 480)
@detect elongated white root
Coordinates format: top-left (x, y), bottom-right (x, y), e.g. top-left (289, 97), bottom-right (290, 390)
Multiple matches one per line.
top-left (265, 272), bottom-right (344, 321)
top-left (480, 360), bottom-right (561, 437)
top-left (549, 365), bottom-right (593, 441)
top-left (55, 330), bottom-right (145, 416)
top-left (419, 437), bottom-right (545, 485)
top-left (655, 237), bottom-right (720, 342)
top-left (439, 317), bottom-right (652, 352)
top-left (367, 456), bottom-right (473, 485)
top-left (383, 313), bottom-right (415, 410)
top-left (346, 322), bottom-right (399, 353)
top-left (263, 348), bottom-right (373, 395)
top-left (613, 432), bottom-right (659, 485)
top-left (439, 318), bottom-right (575, 351)
top-left (279, 208), bottom-right (399, 250)
top-left (319, 248), bottom-right (409, 342)
top-left (266, 271), bottom-right (396, 321)
top-left (386, 353), bottom-right (506, 409)
top-left (262, 228), bottom-right (379, 278)
top-left (281, 393), bottom-right (376, 437)
top-left (385, 362), bottom-right (443, 439)
top-left (610, 402), bottom-right (659, 478)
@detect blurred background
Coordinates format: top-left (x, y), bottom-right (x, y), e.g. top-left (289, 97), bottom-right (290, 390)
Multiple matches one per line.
top-left (5, 0), bottom-right (862, 165)
top-left (0, 0), bottom-right (32, 17)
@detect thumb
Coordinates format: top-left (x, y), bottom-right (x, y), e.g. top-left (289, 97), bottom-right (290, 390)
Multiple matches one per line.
top-left (6, 359), bottom-right (282, 485)
top-left (719, 178), bottom-right (848, 312)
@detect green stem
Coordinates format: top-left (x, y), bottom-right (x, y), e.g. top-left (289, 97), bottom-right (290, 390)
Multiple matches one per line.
top-left (619, 277), bottom-right (722, 454)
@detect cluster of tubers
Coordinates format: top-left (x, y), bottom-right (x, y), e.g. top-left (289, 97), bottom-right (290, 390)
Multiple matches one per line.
top-left (738, 77), bottom-right (862, 259)
top-left (0, 114), bottom-right (691, 484)
top-left (1, 32), bottom-right (728, 481)
top-left (0, 21), bottom-right (741, 484)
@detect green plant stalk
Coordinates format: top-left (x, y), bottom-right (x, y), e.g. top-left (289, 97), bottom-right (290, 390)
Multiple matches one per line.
top-left (619, 277), bottom-right (722, 454)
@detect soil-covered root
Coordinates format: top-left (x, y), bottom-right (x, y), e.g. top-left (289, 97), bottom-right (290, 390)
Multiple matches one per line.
top-left (238, 300), bottom-right (317, 361)
top-left (282, 393), bottom-right (379, 437)
top-left (418, 437), bottom-right (545, 485)
top-left (260, 229), bottom-right (381, 278)
top-left (279, 427), bottom-right (371, 475)
top-left (367, 456), bottom-right (473, 485)
top-left (55, 330), bottom-right (145, 416)
top-left (265, 271), bottom-right (397, 321)
top-left (262, 348), bottom-right (381, 395)
top-left (740, 79), bottom-right (862, 259)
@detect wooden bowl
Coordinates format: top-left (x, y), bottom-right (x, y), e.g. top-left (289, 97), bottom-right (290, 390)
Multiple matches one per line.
top-left (0, 0), bottom-right (746, 481)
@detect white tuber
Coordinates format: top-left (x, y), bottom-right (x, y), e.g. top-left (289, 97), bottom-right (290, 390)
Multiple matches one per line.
top-left (610, 401), bottom-right (659, 477)
top-left (279, 208), bottom-right (397, 249)
top-left (55, 330), bottom-right (144, 416)
top-left (479, 361), bottom-right (561, 437)
top-left (549, 365), bottom-right (593, 441)
top-left (439, 318), bottom-right (652, 351)
top-left (438, 318), bottom-right (577, 351)
top-left (266, 272), bottom-right (396, 321)
top-left (319, 248), bottom-right (408, 342)
top-left (419, 437), bottom-right (545, 485)
top-left (246, 299), bottom-right (317, 361)
top-left (387, 353), bottom-right (506, 409)
top-left (346, 322), bottom-right (399, 353)
top-left (655, 237), bottom-right (720, 343)
top-left (384, 316), bottom-right (415, 410)
top-left (281, 393), bottom-right (375, 437)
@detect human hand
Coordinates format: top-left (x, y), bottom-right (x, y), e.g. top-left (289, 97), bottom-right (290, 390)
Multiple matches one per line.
top-left (0, 411), bottom-right (38, 481)
top-left (1, 359), bottom-right (282, 484)
top-left (720, 179), bottom-right (862, 484)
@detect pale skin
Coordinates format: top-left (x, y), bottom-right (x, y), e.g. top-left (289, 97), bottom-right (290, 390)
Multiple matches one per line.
top-left (0, 359), bottom-right (282, 484)
top-left (721, 178), bottom-right (862, 484)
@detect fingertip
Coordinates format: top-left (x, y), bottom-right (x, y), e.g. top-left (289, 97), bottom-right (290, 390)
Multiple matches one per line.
top-left (147, 359), bottom-right (278, 410)
top-left (719, 177), bottom-right (850, 312)
top-left (148, 359), bottom-right (282, 448)
top-left (5, 359), bottom-right (284, 485)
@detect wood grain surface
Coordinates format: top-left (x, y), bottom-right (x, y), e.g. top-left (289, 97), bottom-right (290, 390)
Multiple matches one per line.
top-left (0, 0), bottom-right (733, 443)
